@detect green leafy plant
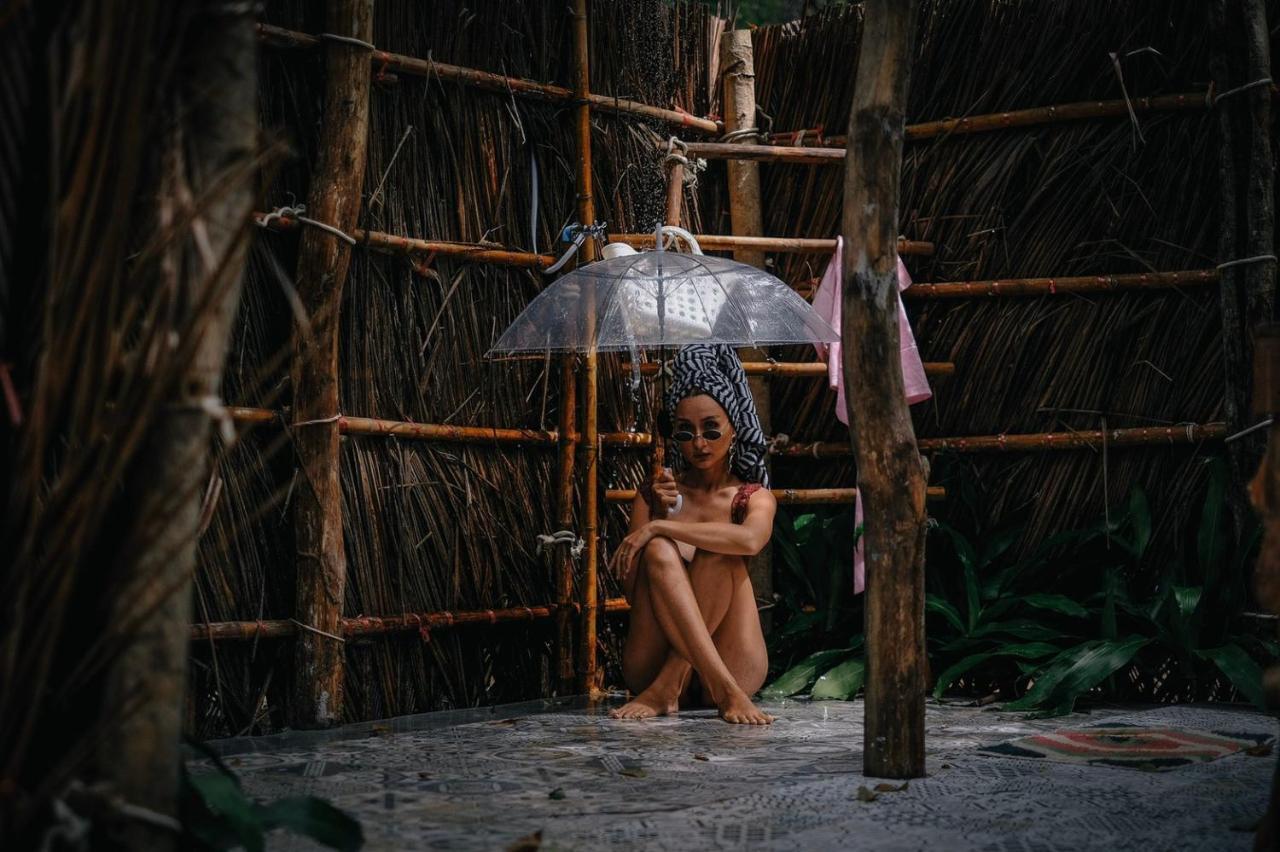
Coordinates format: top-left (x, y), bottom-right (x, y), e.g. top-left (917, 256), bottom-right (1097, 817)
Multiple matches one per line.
top-left (764, 455), bottom-right (1272, 715)
top-left (181, 743), bottom-right (363, 852)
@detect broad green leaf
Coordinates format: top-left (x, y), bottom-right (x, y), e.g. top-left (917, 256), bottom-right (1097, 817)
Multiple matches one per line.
top-left (978, 526), bottom-right (1023, 571)
top-left (761, 649), bottom-right (849, 698)
top-left (256, 797), bottom-right (364, 852)
top-left (1022, 593), bottom-right (1090, 619)
top-left (187, 771), bottom-right (265, 852)
top-left (1126, 488), bottom-right (1152, 558)
top-left (931, 642), bottom-right (1061, 699)
top-left (794, 512), bottom-right (819, 546)
top-left (935, 521), bottom-right (977, 572)
top-left (811, 657), bottom-right (867, 700)
top-left (1198, 458), bottom-right (1228, 578)
top-left (1172, 586), bottom-right (1202, 620)
top-left (926, 594), bottom-right (965, 635)
top-left (1004, 636), bottom-right (1149, 714)
top-left (964, 561), bottom-right (982, 633)
top-left (969, 619), bottom-right (1071, 642)
top-left (1196, 644), bottom-right (1265, 709)
top-left (779, 610), bottom-right (824, 638)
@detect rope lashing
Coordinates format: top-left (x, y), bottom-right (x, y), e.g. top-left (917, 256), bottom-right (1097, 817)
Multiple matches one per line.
top-left (536, 529), bottom-right (585, 558)
top-left (1225, 418), bottom-right (1274, 444)
top-left (258, 204), bottom-right (357, 246)
top-left (1216, 254), bottom-right (1277, 271)
top-left (318, 32), bottom-right (376, 52)
top-left (663, 136), bottom-right (706, 188)
top-left (543, 221), bottom-right (607, 274)
top-left (1213, 77), bottom-right (1273, 106)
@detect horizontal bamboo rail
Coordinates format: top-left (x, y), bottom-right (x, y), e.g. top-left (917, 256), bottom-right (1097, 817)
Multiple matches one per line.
top-left (230, 407), bottom-right (558, 445)
top-left (229, 407), bottom-right (654, 448)
top-left (772, 423), bottom-right (1229, 458)
top-left (680, 141), bottom-right (846, 163)
top-left (622, 360), bottom-right (955, 377)
top-left (256, 23), bottom-right (721, 134)
top-left (233, 410), bottom-right (1223, 456)
top-left (901, 270), bottom-right (1218, 299)
top-left (256, 213), bottom-right (554, 269)
top-left (605, 486), bottom-right (946, 504)
top-left (190, 598), bottom-right (632, 643)
top-left (768, 91), bottom-right (1211, 147)
top-left (610, 233), bottom-right (935, 257)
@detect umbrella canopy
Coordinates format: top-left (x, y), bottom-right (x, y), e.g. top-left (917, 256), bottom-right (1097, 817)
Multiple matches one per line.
top-left (487, 247), bottom-right (838, 355)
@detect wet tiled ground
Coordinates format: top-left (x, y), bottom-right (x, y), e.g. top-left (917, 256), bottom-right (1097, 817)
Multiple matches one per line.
top-left (196, 697), bottom-right (1277, 850)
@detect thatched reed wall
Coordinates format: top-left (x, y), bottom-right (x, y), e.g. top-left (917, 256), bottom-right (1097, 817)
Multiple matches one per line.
top-left (752, 1), bottom-right (1242, 572)
top-left (190, 0), bottom-right (716, 738)
top-left (190, 0), bottom-right (1260, 737)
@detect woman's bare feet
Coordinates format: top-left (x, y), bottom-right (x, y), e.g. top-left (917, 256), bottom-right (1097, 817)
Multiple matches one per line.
top-left (609, 686), bottom-right (680, 720)
top-left (717, 688), bottom-right (774, 725)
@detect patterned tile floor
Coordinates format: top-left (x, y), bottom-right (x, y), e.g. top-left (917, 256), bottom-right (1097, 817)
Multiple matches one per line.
top-left (196, 696), bottom-right (1278, 851)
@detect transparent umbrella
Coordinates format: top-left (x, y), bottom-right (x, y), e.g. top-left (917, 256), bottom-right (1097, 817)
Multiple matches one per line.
top-left (487, 227), bottom-right (839, 493)
top-left (487, 232), bottom-right (838, 355)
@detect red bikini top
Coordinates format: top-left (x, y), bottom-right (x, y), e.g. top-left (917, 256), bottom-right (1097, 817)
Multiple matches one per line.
top-left (636, 481), bottom-right (764, 524)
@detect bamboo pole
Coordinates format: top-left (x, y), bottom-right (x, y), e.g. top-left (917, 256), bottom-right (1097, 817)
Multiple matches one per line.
top-left (1212, 0), bottom-right (1276, 546)
top-left (97, 6), bottom-right (258, 843)
top-left (256, 23), bottom-right (721, 134)
top-left (256, 213), bottom-right (554, 269)
top-left (720, 28), bottom-right (776, 633)
top-left (768, 91), bottom-right (1211, 147)
top-left (622, 360), bottom-right (955, 377)
top-left (189, 598), bottom-right (633, 643)
top-left (605, 487), bottom-right (946, 504)
top-left (555, 354), bottom-right (578, 694)
top-left (843, 0), bottom-right (927, 779)
top-left (610, 232), bottom-right (934, 256)
top-left (287, 0), bottom-right (373, 730)
top-left (772, 423), bottom-right (1230, 458)
top-left (901, 270), bottom-right (1218, 299)
top-left (228, 406), bottom-right (653, 447)
top-left (571, 0), bottom-right (602, 698)
top-left (340, 415), bottom-right (558, 445)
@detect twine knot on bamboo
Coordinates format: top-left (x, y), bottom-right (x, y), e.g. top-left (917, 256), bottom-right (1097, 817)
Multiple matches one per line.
top-left (258, 204), bottom-right (357, 246)
top-left (544, 221), bottom-right (607, 274)
top-left (663, 136), bottom-right (706, 188)
top-left (1216, 254), bottom-right (1277, 271)
top-left (537, 529), bottom-right (585, 558)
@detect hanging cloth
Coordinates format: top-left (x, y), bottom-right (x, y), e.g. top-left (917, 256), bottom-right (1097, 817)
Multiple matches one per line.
top-left (811, 236), bottom-right (931, 594)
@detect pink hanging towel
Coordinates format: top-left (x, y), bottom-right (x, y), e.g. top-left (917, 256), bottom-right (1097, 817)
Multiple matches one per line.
top-left (811, 236), bottom-right (931, 594)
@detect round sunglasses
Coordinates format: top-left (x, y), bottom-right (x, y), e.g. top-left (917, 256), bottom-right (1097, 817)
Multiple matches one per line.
top-left (671, 428), bottom-right (724, 443)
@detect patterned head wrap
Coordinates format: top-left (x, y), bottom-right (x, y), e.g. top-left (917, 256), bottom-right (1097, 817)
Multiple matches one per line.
top-left (663, 344), bottom-right (770, 486)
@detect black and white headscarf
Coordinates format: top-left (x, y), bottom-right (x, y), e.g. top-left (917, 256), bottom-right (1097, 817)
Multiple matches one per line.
top-left (664, 344), bottom-right (770, 486)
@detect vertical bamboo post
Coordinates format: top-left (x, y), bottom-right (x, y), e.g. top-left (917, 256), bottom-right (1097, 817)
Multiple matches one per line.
top-left (1211, 0), bottom-right (1275, 545)
top-left (842, 0), bottom-right (926, 778)
top-left (289, 0), bottom-right (373, 728)
top-left (555, 356), bottom-right (578, 694)
top-left (97, 5), bottom-right (257, 845)
top-left (572, 0), bottom-right (602, 697)
top-left (719, 29), bottom-right (774, 631)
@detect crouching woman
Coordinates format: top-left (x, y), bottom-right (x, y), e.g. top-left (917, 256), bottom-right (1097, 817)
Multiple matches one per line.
top-left (609, 345), bottom-right (776, 725)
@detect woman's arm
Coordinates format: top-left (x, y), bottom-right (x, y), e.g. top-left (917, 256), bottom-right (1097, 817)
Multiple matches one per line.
top-left (651, 489), bottom-right (777, 556)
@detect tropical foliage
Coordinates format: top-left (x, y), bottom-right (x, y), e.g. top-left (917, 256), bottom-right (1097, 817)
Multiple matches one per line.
top-left (762, 456), bottom-right (1272, 716)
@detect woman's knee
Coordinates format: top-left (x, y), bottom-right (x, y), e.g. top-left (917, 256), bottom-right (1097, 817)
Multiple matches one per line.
top-left (642, 536), bottom-right (682, 570)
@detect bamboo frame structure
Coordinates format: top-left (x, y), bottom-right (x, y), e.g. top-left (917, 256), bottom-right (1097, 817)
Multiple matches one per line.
top-left (767, 91), bottom-right (1210, 147)
top-left (190, 598), bottom-right (632, 643)
top-left (772, 423), bottom-right (1229, 458)
top-left (256, 23), bottom-right (722, 133)
top-left (605, 487), bottom-right (946, 504)
top-left (256, 213), bottom-right (554, 269)
top-left (610, 233), bottom-right (934, 256)
top-left (622, 360), bottom-right (955, 377)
